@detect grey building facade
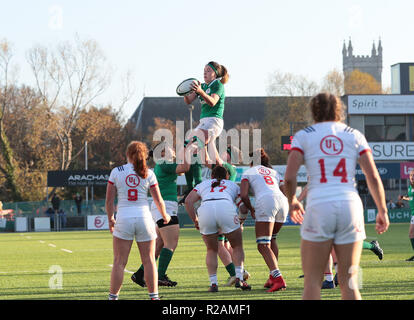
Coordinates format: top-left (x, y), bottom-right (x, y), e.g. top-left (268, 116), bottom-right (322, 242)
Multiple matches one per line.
top-left (342, 38), bottom-right (383, 86)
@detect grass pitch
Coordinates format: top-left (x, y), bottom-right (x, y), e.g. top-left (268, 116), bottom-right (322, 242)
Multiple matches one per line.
top-left (0, 223), bottom-right (413, 300)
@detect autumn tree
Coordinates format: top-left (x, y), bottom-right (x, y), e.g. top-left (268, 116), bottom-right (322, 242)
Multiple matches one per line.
top-left (71, 105), bottom-right (127, 170)
top-left (3, 85), bottom-right (59, 200)
top-left (344, 69), bottom-right (382, 94)
top-left (0, 39), bottom-right (23, 201)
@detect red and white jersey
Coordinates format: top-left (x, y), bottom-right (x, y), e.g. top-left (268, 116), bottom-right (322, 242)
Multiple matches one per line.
top-left (291, 121), bottom-right (370, 205)
top-left (108, 163), bottom-right (158, 213)
top-left (241, 165), bottom-right (284, 200)
top-left (194, 179), bottom-right (241, 206)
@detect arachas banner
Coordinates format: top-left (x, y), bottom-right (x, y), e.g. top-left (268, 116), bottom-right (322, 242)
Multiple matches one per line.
top-left (47, 170), bottom-right (111, 187)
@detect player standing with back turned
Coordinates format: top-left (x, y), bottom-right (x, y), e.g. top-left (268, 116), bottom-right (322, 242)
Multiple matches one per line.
top-left (284, 92), bottom-right (389, 300)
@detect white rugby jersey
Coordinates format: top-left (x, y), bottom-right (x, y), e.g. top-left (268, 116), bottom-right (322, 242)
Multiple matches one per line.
top-left (108, 163), bottom-right (158, 212)
top-left (241, 165), bottom-right (284, 200)
top-left (290, 121), bottom-right (370, 205)
top-left (194, 179), bottom-right (241, 206)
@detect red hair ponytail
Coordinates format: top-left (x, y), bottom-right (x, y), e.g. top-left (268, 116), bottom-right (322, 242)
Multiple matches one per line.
top-left (126, 141), bottom-right (148, 179)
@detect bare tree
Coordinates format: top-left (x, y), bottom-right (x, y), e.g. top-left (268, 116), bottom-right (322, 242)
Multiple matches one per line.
top-left (266, 70), bottom-right (319, 97)
top-left (0, 39), bottom-right (22, 200)
top-left (27, 35), bottom-right (111, 177)
top-left (264, 70), bottom-right (318, 164)
top-left (321, 69), bottom-right (345, 96)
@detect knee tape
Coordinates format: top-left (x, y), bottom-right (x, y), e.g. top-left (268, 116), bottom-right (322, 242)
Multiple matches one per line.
top-left (256, 236), bottom-right (271, 244)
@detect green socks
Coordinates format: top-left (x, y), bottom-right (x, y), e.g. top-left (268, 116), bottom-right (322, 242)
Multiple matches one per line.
top-left (136, 249), bottom-right (173, 279)
top-left (158, 248), bottom-right (174, 278)
top-left (362, 241), bottom-right (374, 250)
top-left (225, 263), bottom-right (236, 277)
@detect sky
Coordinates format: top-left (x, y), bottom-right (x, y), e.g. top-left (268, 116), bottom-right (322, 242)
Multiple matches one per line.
top-left (1, 0), bottom-right (413, 120)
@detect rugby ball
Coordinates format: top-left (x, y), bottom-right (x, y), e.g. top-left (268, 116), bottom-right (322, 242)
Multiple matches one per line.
top-left (176, 78), bottom-right (200, 96)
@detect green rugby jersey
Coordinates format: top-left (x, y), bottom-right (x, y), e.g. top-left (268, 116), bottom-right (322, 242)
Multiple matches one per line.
top-left (199, 79), bottom-right (225, 119)
top-left (154, 163), bottom-right (178, 202)
top-left (212, 162), bottom-right (237, 182)
top-left (408, 184), bottom-right (414, 216)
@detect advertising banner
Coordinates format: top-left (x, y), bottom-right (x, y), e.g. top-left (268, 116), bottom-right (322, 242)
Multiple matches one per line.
top-left (355, 163), bottom-right (400, 180)
top-left (48, 170), bottom-right (110, 187)
top-left (369, 142), bottom-right (414, 161)
top-left (400, 162), bottom-right (414, 179)
top-left (348, 95), bottom-right (414, 114)
top-left (34, 217), bottom-right (51, 231)
top-left (15, 217), bottom-right (28, 232)
top-left (365, 208), bottom-right (412, 223)
top-left (87, 215), bottom-right (109, 230)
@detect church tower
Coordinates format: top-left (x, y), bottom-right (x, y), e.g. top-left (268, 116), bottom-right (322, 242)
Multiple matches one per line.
top-left (342, 38), bottom-right (383, 86)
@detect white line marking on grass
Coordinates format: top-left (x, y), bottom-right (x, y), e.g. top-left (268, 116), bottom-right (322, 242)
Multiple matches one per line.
top-left (108, 264), bottom-right (134, 274)
top-left (39, 240), bottom-right (45, 244)
top-left (61, 249), bottom-right (73, 253)
top-left (26, 236), bottom-right (32, 239)
top-left (48, 244), bottom-right (56, 248)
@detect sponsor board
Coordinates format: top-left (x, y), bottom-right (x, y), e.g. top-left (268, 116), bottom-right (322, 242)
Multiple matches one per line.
top-left (400, 162), bottom-right (414, 179)
top-left (48, 170), bottom-right (110, 187)
top-left (348, 95), bottom-right (414, 114)
top-left (369, 142), bottom-right (414, 161)
top-left (365, 208), bottom-right (412, 223)
top-left (34, 217), bottom-right (51, 232)
top-left (87, 215), bottom-right (109, 230)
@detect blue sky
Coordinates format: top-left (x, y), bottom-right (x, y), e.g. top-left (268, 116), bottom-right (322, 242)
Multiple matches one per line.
top-left (1, 0), bottom-right (413, 119)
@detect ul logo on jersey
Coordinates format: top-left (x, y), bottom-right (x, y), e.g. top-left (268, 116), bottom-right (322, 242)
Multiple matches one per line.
top-left (258, 168), bottom-right (271, 175)
top-left (125, 174), bottom-right (140, 188)
top-left (320, 135), bottom-right (343, 155)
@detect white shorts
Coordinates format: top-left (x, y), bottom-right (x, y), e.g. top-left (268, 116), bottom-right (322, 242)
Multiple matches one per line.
top-left (151, 200), bottom-right (178, 222)
top-left (113, 215), bottom-right (157, 242)
top-left (197, 199), bottom-right (240, 235)
top-left (254, 194), bottom-right (288, 223)
top-left (411, 215), bottom-right (414, 225)
top-left (300, 198), bottom-right (366, 245)
top-left (195, 117), bottom-right (224, 140)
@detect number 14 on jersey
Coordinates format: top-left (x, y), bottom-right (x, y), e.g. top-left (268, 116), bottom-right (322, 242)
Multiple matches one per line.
top-left (318, 158), bottom-right (348, 183)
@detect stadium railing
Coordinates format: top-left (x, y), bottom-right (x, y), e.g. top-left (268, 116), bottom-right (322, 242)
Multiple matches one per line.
top-left (1, 199), bottom-right (410, 233)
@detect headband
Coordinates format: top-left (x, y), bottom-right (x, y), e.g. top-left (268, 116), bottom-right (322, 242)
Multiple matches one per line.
top-left (207, 63), bottom-right (219, 76)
